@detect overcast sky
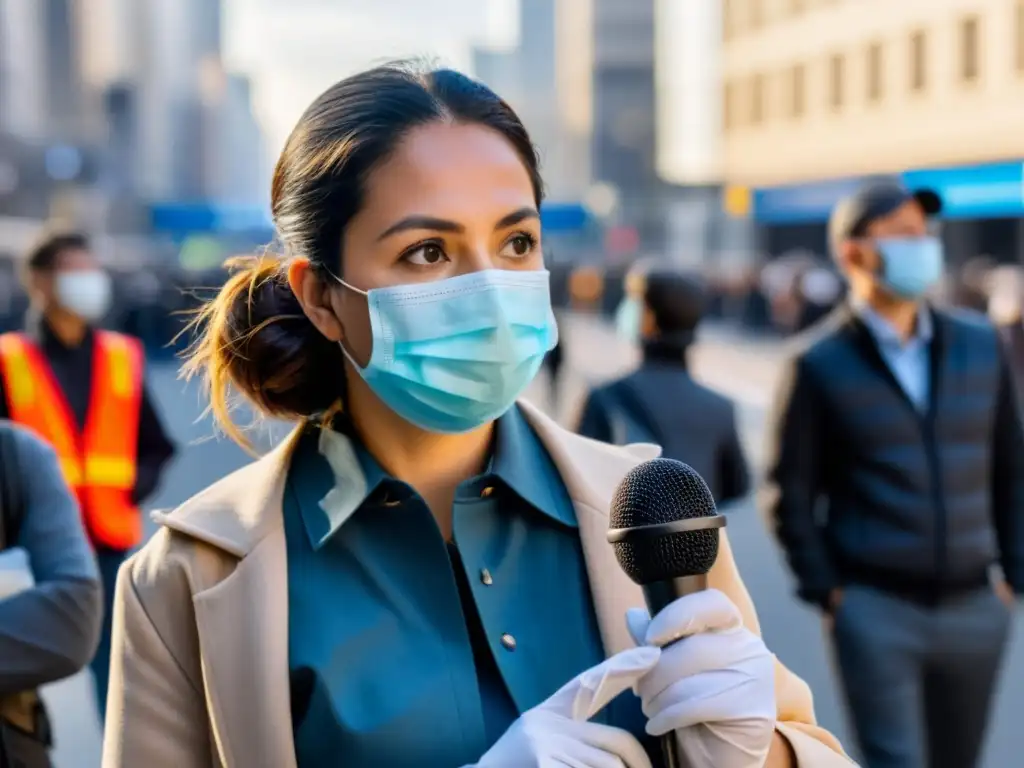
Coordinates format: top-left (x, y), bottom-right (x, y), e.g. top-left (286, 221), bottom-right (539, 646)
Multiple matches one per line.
top-left (223, 0), bottom-right (519, 160)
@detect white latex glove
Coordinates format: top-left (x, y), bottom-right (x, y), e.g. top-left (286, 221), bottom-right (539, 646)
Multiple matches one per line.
top-left (626, 589), bottom-right (777, 768)
top-left (471, 645), bottom-right (660, 768)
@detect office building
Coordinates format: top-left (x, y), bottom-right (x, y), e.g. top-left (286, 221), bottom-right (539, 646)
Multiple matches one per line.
top-left (722, 0), bottom-right (1024, 263)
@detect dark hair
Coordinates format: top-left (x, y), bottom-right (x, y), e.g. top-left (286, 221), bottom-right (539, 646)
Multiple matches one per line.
top-left (182, 63), bottom-right (544, 446)
top-left (644, 270), bottom-right (707, 335)
top-left (25, 232), bottom-right (90, 272)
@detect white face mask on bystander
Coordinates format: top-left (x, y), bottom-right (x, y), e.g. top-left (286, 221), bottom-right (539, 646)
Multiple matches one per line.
top-left (54, 269), bottom-right (113, 322)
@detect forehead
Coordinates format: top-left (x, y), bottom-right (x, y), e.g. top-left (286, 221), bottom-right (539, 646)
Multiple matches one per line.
top-left (865, 198), bottom-right (927, 235)
top-left (54, 247), bottom-right (97, 270)
top-left (359, 121), bottom-right (535, 221)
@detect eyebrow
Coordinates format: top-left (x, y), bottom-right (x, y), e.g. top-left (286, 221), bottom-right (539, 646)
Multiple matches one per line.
top-left (376, 206), bottom-right (540, 241)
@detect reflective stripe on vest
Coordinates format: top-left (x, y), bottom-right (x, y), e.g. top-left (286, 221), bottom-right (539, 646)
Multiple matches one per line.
top-left (0, 331), bottom-right (144, 549)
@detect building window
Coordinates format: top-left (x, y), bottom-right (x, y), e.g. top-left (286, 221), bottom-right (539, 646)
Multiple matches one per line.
top-left (1016, 2), bottom-right (1024, 72)
top-left (750, 0), bottom-right (764, 29)
top-left (960, 15), bottom-right (980, 82)
top-left (910, 30), bottom-right (927, 91)
top-left (724, 82), bottom-right (735, 130)
top-left (751, 74), bottom-right (765, 123)
top-left (828, 53), bottom-right (845, 109)
top-left (790, 64), bottom-right (806, 117)
top-left (866, 42), bottom-right (884, 102)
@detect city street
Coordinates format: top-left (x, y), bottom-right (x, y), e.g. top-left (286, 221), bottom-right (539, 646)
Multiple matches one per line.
top-left (41, 313), bottom-right (1023, 767)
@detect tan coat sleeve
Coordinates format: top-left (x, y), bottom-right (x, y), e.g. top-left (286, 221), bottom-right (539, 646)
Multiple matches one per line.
top-left (709, 532), bottom-right (856, 766)
top-left (101, 531), bottom-right (217, 767)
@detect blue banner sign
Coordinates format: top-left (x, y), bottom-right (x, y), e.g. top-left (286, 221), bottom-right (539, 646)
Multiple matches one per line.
top-left (150, 202), bottom-right (273, 235)
top-left (540, 203), bottom-right (591, 233)
top-left (752, 178), bottom-right (866, 224)
top-left (752, 161), bottom-right (1024, 223)
top-left (152, 201), bottom-right (592, 236)
top-left (902, 161), bottom-right (1024, 220)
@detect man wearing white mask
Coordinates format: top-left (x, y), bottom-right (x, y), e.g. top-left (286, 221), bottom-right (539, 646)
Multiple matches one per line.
top-left (0, 232), bottom-right (175, 723)
top-left (764, 180), bottom-right (1023, 767)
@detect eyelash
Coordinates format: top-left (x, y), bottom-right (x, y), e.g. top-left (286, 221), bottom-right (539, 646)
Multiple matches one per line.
top-left (399, 231), bottom-right (540, 266)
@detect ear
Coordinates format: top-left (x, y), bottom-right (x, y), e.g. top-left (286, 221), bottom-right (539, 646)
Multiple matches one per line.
top-left (640, 305), bottom-right (658, 338)
top-left (287, 258), bottom-right (345, 342)
top-left (836, 239), bottom-right (865, 273)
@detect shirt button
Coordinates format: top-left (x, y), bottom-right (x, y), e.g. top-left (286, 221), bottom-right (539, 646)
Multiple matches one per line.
top-left (500, 633), bottom-right (517, 651)
top-left (480, 568), bottom-right (493, 586)
top-left (480, 486), bottom-right (495, 498)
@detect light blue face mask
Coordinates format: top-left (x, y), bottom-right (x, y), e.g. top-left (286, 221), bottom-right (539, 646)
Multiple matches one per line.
top-left (875, 236), bottom-right (944, 300)
top-left (615, 296), bottom-right (643, 342)
top-left (333, 269), bottom-right (558, 434)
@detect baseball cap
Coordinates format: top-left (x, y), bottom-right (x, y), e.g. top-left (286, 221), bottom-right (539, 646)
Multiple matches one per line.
top-left (828, 179), bottom-right (942, 255)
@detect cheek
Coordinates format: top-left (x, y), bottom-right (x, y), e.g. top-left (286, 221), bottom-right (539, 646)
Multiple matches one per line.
top-left (336, 290), bottom-right (374, 367)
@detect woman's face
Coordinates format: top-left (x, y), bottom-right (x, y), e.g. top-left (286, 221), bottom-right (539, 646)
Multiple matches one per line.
top-left (292, 121), bottom-right (543, 366)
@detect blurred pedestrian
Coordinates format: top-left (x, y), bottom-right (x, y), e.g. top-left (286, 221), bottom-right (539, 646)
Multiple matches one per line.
top-left (988, 265), bottom-right (1024, 404)
top-left (1, 420), bottom-right (102, 768)
top-left (953, 255), bottom-right (995, 312)
top-left (764, 179), bottom-right (1023, 768)
top-left (795, 263), bottom-right (843, 331)
top-left (0, 233), bottom-right (176, 723)
top-left (612, 263), bottom-right (647, 342)
top-left (576, 270), bottom-right (750, 508)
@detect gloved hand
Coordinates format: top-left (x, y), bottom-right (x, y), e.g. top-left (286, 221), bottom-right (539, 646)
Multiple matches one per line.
top-left (471, 645), bottom-right (660, 768)
top-left (626, 589), bottom-right (777, 768)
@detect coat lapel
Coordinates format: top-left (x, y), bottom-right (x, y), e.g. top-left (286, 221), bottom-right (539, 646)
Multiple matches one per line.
top-left (192, 534), bottom-right (296, 768)
top-left (156, 427), bottom-right (304, 768)
top-left (516, 400), bottom-right (658, 655)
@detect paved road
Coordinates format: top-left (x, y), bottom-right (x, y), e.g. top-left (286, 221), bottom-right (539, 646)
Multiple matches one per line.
top-left (41, 313), bottom-right (1022, 767)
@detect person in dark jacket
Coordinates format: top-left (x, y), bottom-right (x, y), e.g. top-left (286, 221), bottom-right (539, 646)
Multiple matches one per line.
top-left (1, 420), bottom-right (103, 767)
top-left (575, 269), bottom-right (750, 508)
top-left (764, 179), bottom-right (1024, 768)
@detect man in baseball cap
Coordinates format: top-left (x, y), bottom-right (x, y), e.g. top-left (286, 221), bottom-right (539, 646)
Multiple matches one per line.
top-left (828, 179), bottom-right (943, 337)
top-left (765, 174), bottom-right (1024, 766)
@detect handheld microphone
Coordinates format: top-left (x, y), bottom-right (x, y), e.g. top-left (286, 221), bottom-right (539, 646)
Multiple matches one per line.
top-left (607, 458), bottom-right (727, 768)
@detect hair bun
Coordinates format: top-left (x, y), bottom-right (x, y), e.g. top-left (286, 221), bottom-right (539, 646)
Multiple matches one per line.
top-left (182, 256), bottom-right (344, 446)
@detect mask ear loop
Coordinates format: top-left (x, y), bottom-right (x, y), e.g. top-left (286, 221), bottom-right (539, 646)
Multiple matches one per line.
top-left (322, 267), bottom-right (370, 374)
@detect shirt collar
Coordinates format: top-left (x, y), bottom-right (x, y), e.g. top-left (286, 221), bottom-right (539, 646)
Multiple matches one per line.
top-left (854, 301), bottom-right (933, 348)
top-left (487, 404), bottom-right (577, 528)
top-left (25, 311), bottom-right (93, 352)
top-left (303, 406), bottom-right (576, 550)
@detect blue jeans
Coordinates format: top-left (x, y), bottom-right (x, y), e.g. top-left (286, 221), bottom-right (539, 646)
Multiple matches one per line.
top-left (90, 547), bottom-right (128, 723)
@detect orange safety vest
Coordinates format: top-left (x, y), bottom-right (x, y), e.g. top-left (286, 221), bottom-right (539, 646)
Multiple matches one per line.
top-left (0, 330), bottom-right (144, 550)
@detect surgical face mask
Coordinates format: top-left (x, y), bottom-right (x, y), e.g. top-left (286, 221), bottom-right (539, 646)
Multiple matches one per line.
top-left (332, 269), bottom-right (558, 434)
top-left (874, 237), bottom-right (944, 300)
top-left (615, 296), bottom-right (643, 342)
top-left (54, 269), bottom-right (112, 322)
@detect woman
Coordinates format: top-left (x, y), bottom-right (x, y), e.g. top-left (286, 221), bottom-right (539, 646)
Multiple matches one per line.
top-left (101, 65), bottom-right (852, 768)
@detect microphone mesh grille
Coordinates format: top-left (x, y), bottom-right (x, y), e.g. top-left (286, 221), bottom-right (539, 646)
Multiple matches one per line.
top-left (609, 458), bottom-right (720, 585)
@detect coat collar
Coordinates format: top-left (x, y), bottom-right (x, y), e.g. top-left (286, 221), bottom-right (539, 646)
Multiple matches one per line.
top-left (154, 400), bottom-right (661, 560)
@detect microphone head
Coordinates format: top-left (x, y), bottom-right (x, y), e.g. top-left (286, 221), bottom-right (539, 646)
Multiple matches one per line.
top-left (609, 458), bottom-right (721, 585)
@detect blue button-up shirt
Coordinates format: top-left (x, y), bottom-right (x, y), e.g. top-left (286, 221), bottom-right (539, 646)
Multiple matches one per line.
top-left (283, 405), bottom-right (650, 767)
top-left (855, 303), bottom-right (934, 411)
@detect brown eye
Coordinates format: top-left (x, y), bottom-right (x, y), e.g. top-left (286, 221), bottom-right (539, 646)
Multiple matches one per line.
top-left (403, 243), bottom-right (450, 266)
top-left (500, 233), bottom-right (537, 260)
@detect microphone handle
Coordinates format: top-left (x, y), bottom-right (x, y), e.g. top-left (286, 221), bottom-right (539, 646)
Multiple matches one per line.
top-left (641, 573), bottom-right (709, 768)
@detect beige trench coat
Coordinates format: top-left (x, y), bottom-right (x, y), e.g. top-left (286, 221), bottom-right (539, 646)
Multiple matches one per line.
top-left (101, 401), bottom-right (853, 767)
